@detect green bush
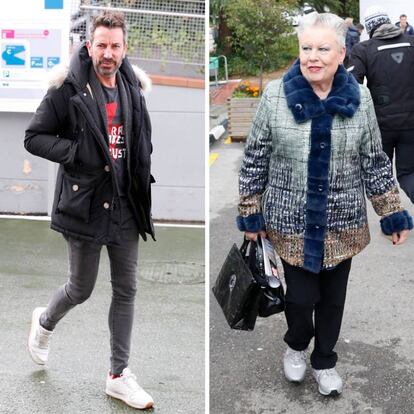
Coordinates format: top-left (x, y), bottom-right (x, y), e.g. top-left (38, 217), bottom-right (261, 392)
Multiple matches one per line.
top-left (218, 34), bottom-right (298, 78)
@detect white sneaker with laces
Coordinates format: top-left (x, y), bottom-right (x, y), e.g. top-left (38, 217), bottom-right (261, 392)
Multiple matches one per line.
top-left (283, 346), bottom-right (307, 383)
top-left (28, 307), bottom-right (53, 365)
top-left (312, 367), bottom-right (343, 396)
top-left (106, 368), bottom-right (154, 409)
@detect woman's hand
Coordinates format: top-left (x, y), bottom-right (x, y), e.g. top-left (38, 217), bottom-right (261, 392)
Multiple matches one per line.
top-left (392, 229), bottom-right (410, 245)
top-left (245, 230), bottom-right (267, 241)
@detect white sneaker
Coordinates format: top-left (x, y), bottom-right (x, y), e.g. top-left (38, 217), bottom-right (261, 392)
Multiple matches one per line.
top-left (283, 346), bottom-right (307, 383)
top-left (312, 368), bottom-right (343, 396)
top-left (105, 368), bottom-right (154, 409)
top-left (28, 307), bottom-right (53, 365)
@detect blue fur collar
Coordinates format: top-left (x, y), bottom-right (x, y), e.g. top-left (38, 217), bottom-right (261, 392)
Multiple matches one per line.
top-left (283, 59), bottom-right (360, 123)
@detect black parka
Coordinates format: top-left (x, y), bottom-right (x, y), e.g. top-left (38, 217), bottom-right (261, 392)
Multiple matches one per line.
top-left (24, 44), bottom-right (155, 243)
top-left (349, 30), bottom-right (414, 131)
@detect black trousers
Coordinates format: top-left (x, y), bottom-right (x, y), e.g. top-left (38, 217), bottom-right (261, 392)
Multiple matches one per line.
top-left (382, 129), bottom-right (414, 204)
top-left (281, 258), bottom-right (352, 370)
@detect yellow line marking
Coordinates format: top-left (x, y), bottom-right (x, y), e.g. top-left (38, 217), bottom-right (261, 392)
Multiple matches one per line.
top-left (224, 136), bottom-right (232, 144)
top-left (209, 153), bottom-right (219, 166)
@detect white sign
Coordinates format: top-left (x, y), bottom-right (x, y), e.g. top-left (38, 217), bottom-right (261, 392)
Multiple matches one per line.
top-left (0, 0), bottom-right (70, 112)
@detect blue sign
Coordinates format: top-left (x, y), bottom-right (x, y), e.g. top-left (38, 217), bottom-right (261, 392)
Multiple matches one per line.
top-left (2, 45), bottom-right (26, 66)
top-left (47, 57), bottom-right (60, 68)
top-left (31, 57), bottom-right (44, 68)
top-left (45, 0), bottom-right (63, 9)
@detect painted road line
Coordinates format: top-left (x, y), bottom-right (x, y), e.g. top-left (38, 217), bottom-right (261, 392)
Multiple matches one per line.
top-left (154, 223), bottom-right (205, 229)
top-left (209, 152), bottom-right (219, 166)
top-left (0, 215), bottom-right (50, 221)
top-left (0, 215), bottom-right (205, 228)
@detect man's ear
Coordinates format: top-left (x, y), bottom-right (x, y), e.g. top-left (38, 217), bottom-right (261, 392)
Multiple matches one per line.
top-left (123, 42), bottom-right (128, 59)
top-left (86, 40), bottom-right (92, 57)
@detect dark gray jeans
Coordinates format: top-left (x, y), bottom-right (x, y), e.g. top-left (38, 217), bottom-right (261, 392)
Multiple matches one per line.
top-left (40, 234), bottom-right (139, 375)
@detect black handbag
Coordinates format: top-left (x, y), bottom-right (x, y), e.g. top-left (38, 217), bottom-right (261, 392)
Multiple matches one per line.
top-left (212, 237), bottom-right (285, 331)
top-left (212, 238), bottom-right (261, 330)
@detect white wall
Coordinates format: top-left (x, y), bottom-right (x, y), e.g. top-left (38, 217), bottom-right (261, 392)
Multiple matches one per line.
top-left (147, 84), bottom-right (205, 222)
top-left (0, 113), bottom-right (48, 214)
top-left (0, 84), bottom-right (205, 222)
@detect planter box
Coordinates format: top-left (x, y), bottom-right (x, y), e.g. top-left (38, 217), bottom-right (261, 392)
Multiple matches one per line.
top-left (227, 97), bottom-right (259, 141)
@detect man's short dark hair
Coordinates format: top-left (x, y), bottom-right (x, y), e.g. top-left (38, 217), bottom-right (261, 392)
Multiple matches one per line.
top-left (400, 14), bottom-right (407, 19)
top-left (90, 10), bottom-right (127, 42)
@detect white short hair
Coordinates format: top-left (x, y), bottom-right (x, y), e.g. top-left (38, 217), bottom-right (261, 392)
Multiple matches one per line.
top-left (298, 12), bottom-right (347, 49)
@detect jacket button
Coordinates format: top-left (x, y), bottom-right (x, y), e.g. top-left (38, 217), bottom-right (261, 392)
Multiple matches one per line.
top-left (103, 202), bottom-right (110, 209)
top-left (83, 92), bottom-right (87, 96)
top-left (295, 103), bottom-right (303, 111)
top-left (315, 225), bottom-right (320, 229)
top-left (320, 142), bottom-right (326, 149)
top-left (104, 165), bottom-right (110, 172)
top-left (318, 185), bottom-right (324, 192)
top-left (72, 184), bottom-right (79, 192)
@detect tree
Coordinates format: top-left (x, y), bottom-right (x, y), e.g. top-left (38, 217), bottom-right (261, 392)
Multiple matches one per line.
top-left (299, 0), bottom-right (359, 20)
top-left (298, 0), bottom-right (341, 13)
top-left (225, 0), bottom-right (297, 93)
top-left (210, 0), bottom-right (232, 54)
top-left (339, 0), bottom-right (359, 21)
top-left (210, 0), bottom-right (228, 26)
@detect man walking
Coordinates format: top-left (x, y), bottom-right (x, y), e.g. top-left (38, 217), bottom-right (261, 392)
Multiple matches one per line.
top-left (25, 10), bottom-right (155, 409)
top-left (396, 14), bottom-right (414, 35)
top-left (349, 6), bottom-right (414, 203)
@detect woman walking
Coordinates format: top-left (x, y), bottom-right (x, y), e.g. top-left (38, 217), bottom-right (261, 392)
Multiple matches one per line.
top-left (237, 12), bottom-right (412, 396)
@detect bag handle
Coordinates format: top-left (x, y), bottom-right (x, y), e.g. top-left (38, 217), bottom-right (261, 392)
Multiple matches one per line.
top-left (239, 237), bottom-right (251, 257)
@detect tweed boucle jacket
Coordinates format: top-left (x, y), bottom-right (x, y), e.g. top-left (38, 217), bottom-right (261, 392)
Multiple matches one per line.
top-left (238, 61), bottom-right (412, 273)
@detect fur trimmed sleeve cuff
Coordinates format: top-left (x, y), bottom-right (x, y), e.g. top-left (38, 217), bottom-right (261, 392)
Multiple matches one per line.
top-left (380, 210), bottom-right (413, 235)
top-left (236, 213), bottom-right (266, 232)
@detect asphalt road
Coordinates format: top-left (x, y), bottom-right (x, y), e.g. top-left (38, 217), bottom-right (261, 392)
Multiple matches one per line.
top-left (209, 138), bottom-right (414, 414)
top-left (0, 219), bottom-right (205, 414)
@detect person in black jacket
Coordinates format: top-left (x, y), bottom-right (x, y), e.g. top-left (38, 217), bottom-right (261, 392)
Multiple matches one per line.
top-left (344, 17), bottom-right (360, 67)
top-left (25, 10), bottom-right (155, 410)
top-left (349, 5), bottom-right (414, 204)
top-left (396, 14), bottom-right (414, 36)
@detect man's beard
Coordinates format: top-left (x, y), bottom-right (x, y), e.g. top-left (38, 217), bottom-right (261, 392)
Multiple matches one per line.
top-left (94, 58), bottom-right (122, 78)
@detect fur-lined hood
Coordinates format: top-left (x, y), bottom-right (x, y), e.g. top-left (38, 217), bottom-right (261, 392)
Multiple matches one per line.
top-left (47, 44), bottom-right (152, 94)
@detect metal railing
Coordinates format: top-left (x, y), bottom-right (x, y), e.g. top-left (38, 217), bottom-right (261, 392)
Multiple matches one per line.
top-left (70, 0), bottom-right (205, 77)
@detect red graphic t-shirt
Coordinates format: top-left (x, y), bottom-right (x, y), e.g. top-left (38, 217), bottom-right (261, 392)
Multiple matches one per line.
top-left (106, 102), bottom-right (126, 160)
top-left (102, 85), bottom-right (127, 195)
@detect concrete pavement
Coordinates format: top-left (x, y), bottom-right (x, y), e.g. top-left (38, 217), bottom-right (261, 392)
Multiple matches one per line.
top-left (209, 137), bottom-right (414, 414)
top-left (0, 218), bottom-right (204, 414)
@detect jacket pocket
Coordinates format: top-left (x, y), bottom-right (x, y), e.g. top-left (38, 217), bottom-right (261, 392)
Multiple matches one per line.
top-left (57, 173), bottom-right (96, 223)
